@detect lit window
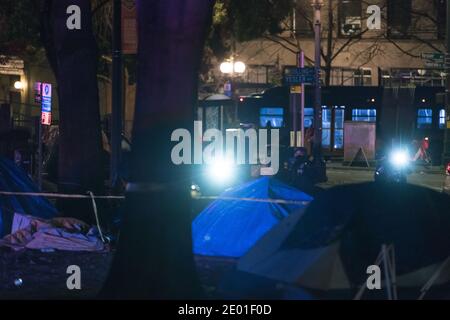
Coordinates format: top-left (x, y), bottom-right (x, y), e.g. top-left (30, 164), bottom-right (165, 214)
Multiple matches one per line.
top-left (304, 108), bottom-right (314, 128)
top-left (439, 109), bottom-right (446, 129)
top-left (417, 109), bottom-right (433, 129)
top-left (322, 109), bottom-right (332, 147)
top-left (354, 68), bottom-right (372, 86)
top-left (260, 107), bottom-right (284, 128)
top-left (334, 109), bottom-right (345, 149)
top-left (352, 109), bottom-right (377, 122)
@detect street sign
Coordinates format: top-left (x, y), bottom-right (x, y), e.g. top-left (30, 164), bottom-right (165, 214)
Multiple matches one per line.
top-left (41, 83), bottom-right (52, 125)
top-left (224, 81), bottom-right (232, 97)
top-left (284, 67), bottom-right (316, 85)
top-left (421, 53), bottom-right (445, 61)
top-left (422, 52), bottom-right (445, 68)
top-left (425, 62), bottom-right (445, 68)
top-left (290, 85), bottom-right (302, 94)
top-left (41, 112), bottom-right (52, 126)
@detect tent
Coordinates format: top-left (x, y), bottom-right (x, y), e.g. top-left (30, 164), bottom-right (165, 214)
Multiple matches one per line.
top-left (0, 157), bottom-right (57, 237)
top-left (192, 177), bottom-right (313, 258)
top-left (238, 182), bottom-right (450, 298)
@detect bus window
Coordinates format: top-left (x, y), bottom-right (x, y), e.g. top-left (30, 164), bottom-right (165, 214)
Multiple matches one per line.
top-left (260, 107), bottom-right (284, 128)
top-left (417, 109), bottom-right (433, 129)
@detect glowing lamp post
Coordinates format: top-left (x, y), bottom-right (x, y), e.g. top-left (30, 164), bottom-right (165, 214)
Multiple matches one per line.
top-left (310, 0), bottom-right (327, 182)
top-left (13, 81), bottom-right (25, 90)
top-left (220, 58), bottom-right (246, 97)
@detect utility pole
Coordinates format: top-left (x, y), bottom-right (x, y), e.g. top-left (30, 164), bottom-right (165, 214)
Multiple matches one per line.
top-left (300, 51), bottom-right (305, 147)
top-left (290, 53), bottom-right (300, 148)
top-left (444, 0), bottom-right (450, 164)
top-left (111, 0), bottom-right (123, 188)
top-left (311, 0), bottom-right (327, 182)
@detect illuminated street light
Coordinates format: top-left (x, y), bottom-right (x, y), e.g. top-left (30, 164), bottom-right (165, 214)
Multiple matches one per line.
top-left (233, 61), bottom-right (246, 74)
top-left (14, 81), bottom-right (24, 90)
top-left (220, 61), bottom-right (234, 74)
top-left (220, 58), bottom-right (246, 75)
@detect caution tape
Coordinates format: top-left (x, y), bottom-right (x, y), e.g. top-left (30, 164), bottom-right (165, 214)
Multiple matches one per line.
top-left (0, 191), bottom-right (125, 200)
top-left (196, 196), bottom-right (311, 206)
top-left (0, 191), bottom-right (311, 205)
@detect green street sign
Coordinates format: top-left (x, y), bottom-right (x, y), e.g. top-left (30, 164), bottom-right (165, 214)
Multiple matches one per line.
top-left (421, 52), bottom-right (445, 62)
top-left (284, 67), bottom-right (316, 85)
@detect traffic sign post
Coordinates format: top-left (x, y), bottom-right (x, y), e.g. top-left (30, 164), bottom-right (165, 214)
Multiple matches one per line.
top-left (38, 83), bottom-right (52, 190)
top-left (286, 60), bottom-right (312, 148)
top-left (421, 52), bottom-right (446, 69)
top-left (288, 53), bottom-right (309, 148)
top-left (284, 67), bottom-right (316, 85)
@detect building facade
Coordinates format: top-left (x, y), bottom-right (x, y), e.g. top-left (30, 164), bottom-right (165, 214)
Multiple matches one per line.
top-left (206, 0), bottom-right (448, 163)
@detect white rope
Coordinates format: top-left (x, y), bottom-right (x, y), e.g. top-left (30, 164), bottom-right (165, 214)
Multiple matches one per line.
top-left (0, 190), bottom-right (310, 205)
top-left (0, 191), bottom-right (125, 199)
top-left (87, 191), bottom-right (107, 244)
top-left (197, 196), bottom-right (311, 206)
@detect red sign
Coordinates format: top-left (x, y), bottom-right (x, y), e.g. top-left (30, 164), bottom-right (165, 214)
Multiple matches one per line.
top-left (122, 0), bottom-right (138, 54)
top-left (41, 111), bottom-right (52, 126)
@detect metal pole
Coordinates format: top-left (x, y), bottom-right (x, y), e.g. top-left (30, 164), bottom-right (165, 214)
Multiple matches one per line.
top-left (37, 118), bottom-right (43, 191)
top-left (293, 53), bottom-right (299, 147)
top-left (300, 51), bottom-right (305, 147)
top-left (444, 0), bottom-right (450, 164)
top-left (311, 0), bottom-right (327, 182)
top-left (111, 0), bottom-right (123, 187)
top-left (313, 1), bottom-right (323, 159)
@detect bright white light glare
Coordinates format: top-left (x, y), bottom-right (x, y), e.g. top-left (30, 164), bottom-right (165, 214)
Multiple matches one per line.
top-left (233, 61), bottom-right (246, 73)
top-left (206, 159), bottom-right (235, 183)
top-left (14, 81), bottom-right (24, 90)
top-left (220, 62), bottom-right (233, 74)
top-left (390, 150), bottom-right (409, 168)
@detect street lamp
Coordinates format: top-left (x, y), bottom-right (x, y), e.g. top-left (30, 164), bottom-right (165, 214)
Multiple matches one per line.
top-left (13, 81), bottom-right (24, 90)
top-left (311, 0), bottom-right (327, 182)
top-left (220, 57), bottom-right (246, 98)
top-left (220, 58), bottom-right (246, 76)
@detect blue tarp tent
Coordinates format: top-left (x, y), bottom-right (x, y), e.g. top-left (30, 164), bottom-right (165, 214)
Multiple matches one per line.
top-left (0, 157), bottom-right (57, 237)
top-left (192, 177), bottom-right (313, 258)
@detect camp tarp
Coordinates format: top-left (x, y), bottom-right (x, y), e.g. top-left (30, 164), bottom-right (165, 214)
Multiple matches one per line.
top-left (238, 182), bottom-right (450, 292)
top-left (0, 213), bottom-right (106, 252)
top-left (192, 177), bottom-right (313, 258)
top-left (0, 157), bottom-right (57, 237)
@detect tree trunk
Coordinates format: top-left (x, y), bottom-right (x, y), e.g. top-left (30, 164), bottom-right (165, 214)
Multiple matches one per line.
top-left (41, 0), bottom-right (103, 222)
top-left (101, 0), bottom-right (214, 299)
top-left (324, 61), bottom-right (332, 86)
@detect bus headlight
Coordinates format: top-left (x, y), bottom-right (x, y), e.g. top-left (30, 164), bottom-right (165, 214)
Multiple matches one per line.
top-left (206, 159), bottom-right (235, 184)
top-left (390, 150), bottom-right (409, 168)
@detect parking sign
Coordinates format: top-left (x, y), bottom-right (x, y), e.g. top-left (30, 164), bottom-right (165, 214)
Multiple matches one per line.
top-left (41, 83), bottom-right (52, 125)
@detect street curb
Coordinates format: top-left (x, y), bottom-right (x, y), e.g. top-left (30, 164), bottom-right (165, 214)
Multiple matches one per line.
top-left (326, 164), bottom-right (444, 175)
